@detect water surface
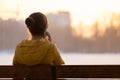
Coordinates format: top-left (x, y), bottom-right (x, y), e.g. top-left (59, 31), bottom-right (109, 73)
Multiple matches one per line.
top-left (1, 51), bottom-right (120, 65)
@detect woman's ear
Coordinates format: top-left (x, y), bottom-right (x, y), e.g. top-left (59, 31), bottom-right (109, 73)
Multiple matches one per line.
top-left (45, 31), bottom-right (52, 41)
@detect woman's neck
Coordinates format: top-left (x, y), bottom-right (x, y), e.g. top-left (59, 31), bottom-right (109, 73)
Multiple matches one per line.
top-left (31, 35), bottom-right (43, 40)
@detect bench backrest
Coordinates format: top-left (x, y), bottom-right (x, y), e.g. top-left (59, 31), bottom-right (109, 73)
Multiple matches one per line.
top-left (0, 65), bottom-right (120, 79)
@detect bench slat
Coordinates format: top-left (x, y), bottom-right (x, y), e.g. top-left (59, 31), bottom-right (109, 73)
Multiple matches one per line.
top-left (0, 66), bottom-right (53, 79)
top-left (0, 65), bottom-right (120, 79)
top-left (56, 65), bottom-right (120, 78)
top-left (0, 66), bottom-right (15, 78)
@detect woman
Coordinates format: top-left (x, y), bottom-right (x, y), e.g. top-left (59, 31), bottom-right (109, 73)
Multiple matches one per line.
top-left (13, 12), bottom-right (65, 66)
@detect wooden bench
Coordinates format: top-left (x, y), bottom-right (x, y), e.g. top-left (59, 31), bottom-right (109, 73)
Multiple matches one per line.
top-left (0, 65), bottom-right (120, 80)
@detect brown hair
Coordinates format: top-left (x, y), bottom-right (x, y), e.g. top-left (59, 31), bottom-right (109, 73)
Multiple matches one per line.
top-left (25, 12), bottom-right (48, 37)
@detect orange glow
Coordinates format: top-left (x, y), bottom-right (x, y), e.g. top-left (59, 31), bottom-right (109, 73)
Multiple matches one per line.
top-left (0, 0), bottom-right (120, 38)
top-left (71, 0), bottom-right (120, 38)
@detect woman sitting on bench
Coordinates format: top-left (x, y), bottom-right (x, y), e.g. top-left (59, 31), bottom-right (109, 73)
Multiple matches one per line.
top-left (13, 12), bottom-right (65, 66)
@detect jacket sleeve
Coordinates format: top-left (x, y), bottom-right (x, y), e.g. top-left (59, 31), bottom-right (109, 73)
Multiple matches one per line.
top-left (13, 54), bottom-right (19, 65)
top-left (52, 44), bottom-right (65, 65)
top-left (12, 47), bottom-right (20, 66)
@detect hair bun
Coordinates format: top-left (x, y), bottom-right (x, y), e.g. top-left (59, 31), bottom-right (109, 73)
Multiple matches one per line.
top-left (25, 17), bottom-right (34, 26)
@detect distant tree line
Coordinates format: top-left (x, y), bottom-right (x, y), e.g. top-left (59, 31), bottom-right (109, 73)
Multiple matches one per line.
top-left (49, 24), bottom-right (120, 53)
top-left (0, 12), bottom-right (120, 53)
top-left (0, 19), bottom-right (27, 51)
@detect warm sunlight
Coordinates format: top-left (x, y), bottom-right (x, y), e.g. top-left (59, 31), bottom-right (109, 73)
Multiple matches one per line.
top-left (0, 0), bottom-right (120, 38)
top-left (73, 0), bottom-right (120, 26)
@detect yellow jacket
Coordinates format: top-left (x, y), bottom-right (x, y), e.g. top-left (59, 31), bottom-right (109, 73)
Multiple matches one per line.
top-left (13, 39), bottom-right (65, 66)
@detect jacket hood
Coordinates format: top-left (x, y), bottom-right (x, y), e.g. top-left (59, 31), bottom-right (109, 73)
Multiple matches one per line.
top-left (15, 39), bottom-right (51, 66)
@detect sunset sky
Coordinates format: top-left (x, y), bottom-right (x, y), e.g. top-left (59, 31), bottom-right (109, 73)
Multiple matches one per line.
top-left (0, 0), bottom-right (120, 38)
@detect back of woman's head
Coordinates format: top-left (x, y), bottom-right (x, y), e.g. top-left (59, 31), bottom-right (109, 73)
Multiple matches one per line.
top-left (25, 12), bottom-right (48, 37)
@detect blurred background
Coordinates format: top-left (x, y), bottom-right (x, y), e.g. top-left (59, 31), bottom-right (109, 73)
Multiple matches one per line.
top-left (1, 0), bottom-right (120, 66)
